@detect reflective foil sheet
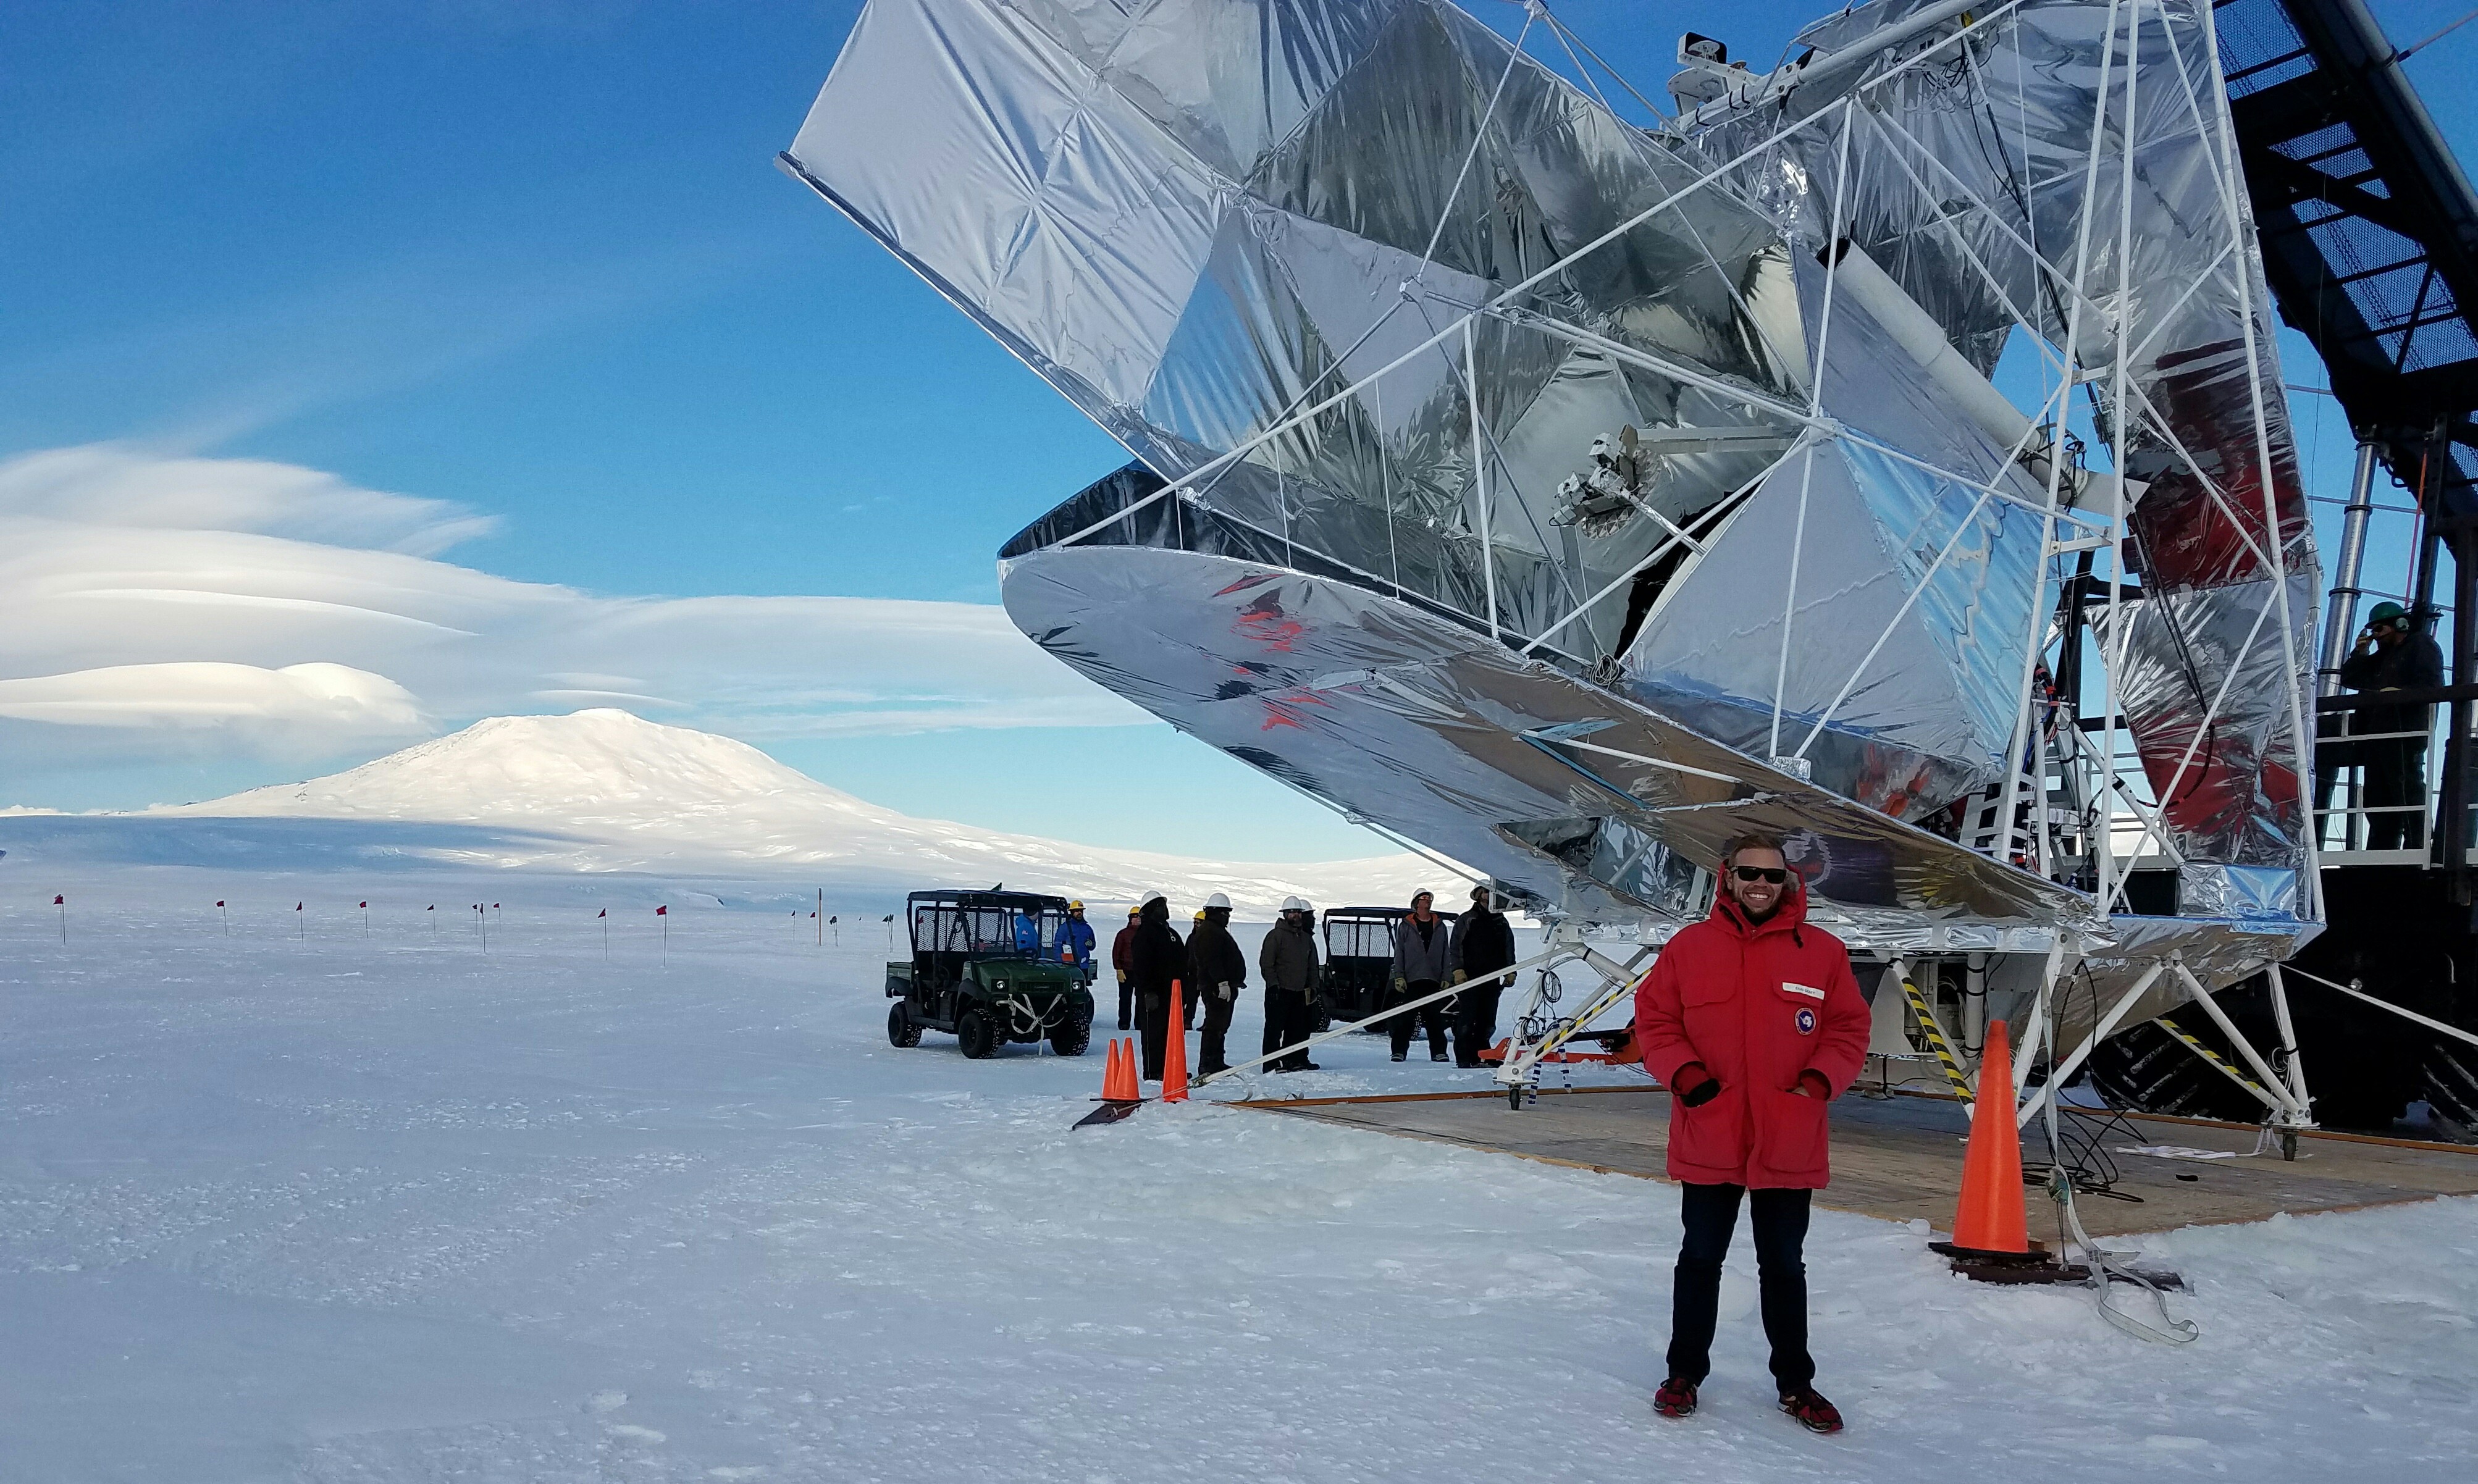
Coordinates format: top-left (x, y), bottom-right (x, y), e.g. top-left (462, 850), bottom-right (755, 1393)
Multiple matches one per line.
top-left (789, 0), bottom-right (2322, 1039)
top-left (1692, 0), bottom-right (2318, 874)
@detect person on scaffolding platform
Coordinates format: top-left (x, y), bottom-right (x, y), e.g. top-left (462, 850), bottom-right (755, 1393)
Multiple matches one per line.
top-left (1636, 832), bottom-right (1870, 1435)
top-left (1128, 892), bottom-right (1183, 1081)
top-left (2338, 600), bottom-right (2445, 850)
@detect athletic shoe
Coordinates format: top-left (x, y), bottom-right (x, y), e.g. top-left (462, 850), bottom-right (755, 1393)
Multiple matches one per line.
top-left (1653, 1378), bottom-right (1697, 1419)
top-left (1390, 1052), bottom-right (1406, 1062)
top-left (1778, 1389), bottom-right (1843, 1434)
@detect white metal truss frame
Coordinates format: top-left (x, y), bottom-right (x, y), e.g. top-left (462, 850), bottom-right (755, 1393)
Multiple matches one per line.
top-left (1014, 1), bottom-right (2320, 1113)
top-left (1492, 926), bottom-right (1658, 1097)
top-left (2006, 945), bottom-right (2316, 1134)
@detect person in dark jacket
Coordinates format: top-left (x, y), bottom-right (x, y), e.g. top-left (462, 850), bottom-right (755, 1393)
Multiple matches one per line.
top-left (1635, 834), bottom-right (1870, 1435)
top-left (2337, 600), bottom-right (2445, 849)
top-left (1186, 892), bottom-right (1246, 1076)
top-left (1185, 911), bottom-right (1206, 1029)
top-left (1111, 905), bottom-right (1140, 1030)
top-left (1258, 895), bottom-right (1321, 1072)
top-left (1128, 893), bottom-right (1186, 1080)
top-left (1450, 884), bottom-right (1518, 1067)
top-left (1387, 891), bottom-right (1454, 1062)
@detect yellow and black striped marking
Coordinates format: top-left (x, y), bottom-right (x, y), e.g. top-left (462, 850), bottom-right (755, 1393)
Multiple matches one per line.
top-left (1900, 974), bottom-right (1977, 1104)
top-left (2155, 1015), bottom-right (2275, 1107)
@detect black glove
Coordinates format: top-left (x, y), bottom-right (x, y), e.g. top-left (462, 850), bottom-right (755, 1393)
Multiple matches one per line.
top-left (1675, 1065), bottom-right (1721, 1107)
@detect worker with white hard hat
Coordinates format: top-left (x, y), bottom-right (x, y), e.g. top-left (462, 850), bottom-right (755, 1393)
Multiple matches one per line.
top-left (1259, 895), bottom-right (1322, 1072)
top-left (1186, 891), bottom-right (1246, 1078)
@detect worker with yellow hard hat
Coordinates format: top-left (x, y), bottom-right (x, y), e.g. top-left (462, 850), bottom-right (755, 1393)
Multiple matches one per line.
top-left (1057, 899), bottom-right (1097, 991)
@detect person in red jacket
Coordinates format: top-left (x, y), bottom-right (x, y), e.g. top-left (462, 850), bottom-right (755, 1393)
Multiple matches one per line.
top-left (1635, 832), bottom-right (1870, 1434)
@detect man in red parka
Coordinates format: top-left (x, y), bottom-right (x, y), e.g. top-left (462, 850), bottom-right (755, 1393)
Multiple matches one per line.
top-left (1635, 833), bottom-right (1870, 1434)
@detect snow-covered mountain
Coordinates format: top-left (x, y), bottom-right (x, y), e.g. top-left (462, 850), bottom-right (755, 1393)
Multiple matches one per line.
top-left (154, 709), bottom-right (1442, 912)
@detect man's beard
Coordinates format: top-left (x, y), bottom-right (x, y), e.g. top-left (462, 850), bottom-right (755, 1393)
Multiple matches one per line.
top-left (1737, 894), bottom-right (1781, 923)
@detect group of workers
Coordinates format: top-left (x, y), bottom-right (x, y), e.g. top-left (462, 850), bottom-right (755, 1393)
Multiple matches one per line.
top-left (1107, 891), bottom-right (1280, 1080)
top-left (1069, 885), bottom-right (1519, 1081)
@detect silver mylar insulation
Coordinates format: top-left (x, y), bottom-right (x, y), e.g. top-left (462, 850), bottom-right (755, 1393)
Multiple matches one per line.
top-left (785, 0), bottom-right (2320, 1046)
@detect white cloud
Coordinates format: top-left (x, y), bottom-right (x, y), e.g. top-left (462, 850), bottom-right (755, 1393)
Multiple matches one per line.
top-left (0, 444), bottom-right (1146, 778)
top-left (0, 442), bottom-right (496, 555)
top-left (0, 661), bottom-right (423, 732)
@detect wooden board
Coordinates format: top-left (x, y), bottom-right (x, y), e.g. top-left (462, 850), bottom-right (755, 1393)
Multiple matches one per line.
top-left (1239, 1085), bottom-right (2478, 1238)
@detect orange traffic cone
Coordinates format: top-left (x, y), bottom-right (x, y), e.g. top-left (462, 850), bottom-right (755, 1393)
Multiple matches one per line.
top-left (1076, 1039), bottom-right (1144, 1128)
top-left (1947, 1018), bottom-right (2030, 1255)
top-left (1162, 983), bottom-right (1190, 1102)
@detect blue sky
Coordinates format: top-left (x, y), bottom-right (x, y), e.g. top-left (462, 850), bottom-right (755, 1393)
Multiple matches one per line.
top-left (2, 0), bottom-right (2472, 857)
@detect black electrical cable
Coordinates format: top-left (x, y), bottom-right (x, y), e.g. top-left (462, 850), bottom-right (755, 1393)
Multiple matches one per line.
top-left (2022, 962), bottom-right (2146, 1201)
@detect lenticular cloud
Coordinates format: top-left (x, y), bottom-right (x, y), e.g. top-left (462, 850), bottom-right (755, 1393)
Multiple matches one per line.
top-left (0, 443), bottom-right (1144, 792)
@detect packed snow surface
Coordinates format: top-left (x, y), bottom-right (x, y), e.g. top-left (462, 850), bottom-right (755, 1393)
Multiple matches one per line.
top-left (3, 866), bottom-right (2472, 1482)
top-left (11, 708), bottom-right (1440, 913)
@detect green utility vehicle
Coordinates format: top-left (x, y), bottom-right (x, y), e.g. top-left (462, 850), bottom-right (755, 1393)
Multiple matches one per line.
top-left (884, 889), bottom-right (1093, 1059)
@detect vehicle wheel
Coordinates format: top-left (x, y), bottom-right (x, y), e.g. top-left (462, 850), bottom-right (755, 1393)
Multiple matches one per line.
top-left (957, 1007), bottom-right (998, 1059)
top-left (1051, 1016), bottom-right (1091, 1057)
top-left (887, 1002), bottom-right (921, 1048)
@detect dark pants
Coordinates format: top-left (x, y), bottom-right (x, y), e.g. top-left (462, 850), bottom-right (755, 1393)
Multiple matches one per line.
top-left (1136, 992), bottom-right (1170, 1079)
top-left (1453, 983), bottom-right (1503, 1067)
top-left (1666, 1183), bottom-right (1815, 1393)
top-left (1198, 987), bottom-right (1235, 1075)
top-left (1264, 989), bottom-right (1316, 1070)
top-left (1388, 979), bottom-right (1449, 1059)
top-left (2365, 740), bottom-right (2429, 850)
top-left (1117, 974), bottom-right (1133, 1030)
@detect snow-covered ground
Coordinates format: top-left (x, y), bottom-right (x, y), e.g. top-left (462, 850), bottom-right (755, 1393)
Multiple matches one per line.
top-left (4, 866), bottom-right (2472, 1483)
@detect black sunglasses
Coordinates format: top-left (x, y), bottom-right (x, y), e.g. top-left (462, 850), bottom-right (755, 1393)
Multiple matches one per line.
top-left (1731, 866), bottom-right (1790, 884)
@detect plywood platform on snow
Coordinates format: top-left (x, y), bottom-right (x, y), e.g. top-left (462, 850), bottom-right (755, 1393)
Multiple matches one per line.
top-left (1235, 1083), bottom-right (2478, 1239)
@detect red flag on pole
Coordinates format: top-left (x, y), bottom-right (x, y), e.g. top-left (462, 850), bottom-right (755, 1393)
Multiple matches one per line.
top-left (295, 902), bottom-right (303, 912)
top-left (492, 903), bottom-right (500, 910)
top-left (54, 895), bottom-right (64, 905)
top-left (655, 905), bottom-right (668, 916)
top-left (359, 901), bottom-right (368, 909)
top-left (597, 908), bottom-right (607, 918)
top-left (216, 900), bottom-right (225, 908)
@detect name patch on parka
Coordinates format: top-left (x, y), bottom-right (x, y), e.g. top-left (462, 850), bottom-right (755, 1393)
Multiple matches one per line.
top-left (1780, 981), bottom-right (1824, 1000)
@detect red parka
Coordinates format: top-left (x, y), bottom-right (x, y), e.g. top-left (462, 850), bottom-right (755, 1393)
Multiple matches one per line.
top-left (1634, 878), bottom-right (1871, 1189)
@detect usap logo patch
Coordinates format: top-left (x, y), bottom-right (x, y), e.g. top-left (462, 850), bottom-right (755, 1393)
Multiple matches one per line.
top-left (1794, 1007), bottom-right (1818, 1036)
